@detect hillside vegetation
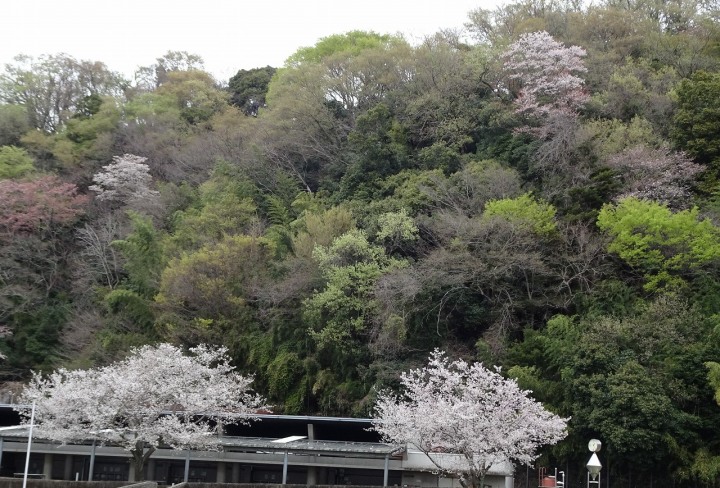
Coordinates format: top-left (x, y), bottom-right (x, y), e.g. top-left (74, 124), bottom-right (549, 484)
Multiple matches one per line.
top-left (2, 0), bottom-right (720, 485)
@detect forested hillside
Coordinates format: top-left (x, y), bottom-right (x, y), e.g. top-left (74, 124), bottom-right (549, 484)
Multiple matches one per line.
top-left (2, 0), bottom-right (720, 485)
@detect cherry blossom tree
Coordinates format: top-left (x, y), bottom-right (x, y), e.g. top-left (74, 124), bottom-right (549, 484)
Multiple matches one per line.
top-left (19, 343), bottom-right (267, 481)
top-left (89, 153), bottom-right (159, 205)
top-left (0, 175), bottom-right (88, 234)
top-left (372, 350), bottom-right (567, 488)
top-left (502, 32), bottom-right (590, 192)
top-left (605, 145), bottom-right (703, 209)
top-left (502, 31), bottom-right (589, 121)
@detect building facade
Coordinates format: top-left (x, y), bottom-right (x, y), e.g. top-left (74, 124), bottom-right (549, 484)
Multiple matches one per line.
top-left (0, 407), bottom-right (513, 488)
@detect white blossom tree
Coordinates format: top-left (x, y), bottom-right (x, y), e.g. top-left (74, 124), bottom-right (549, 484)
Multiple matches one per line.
top-left (503, 31), bottom-right (589, 121)
top-left (89, 153), bottom-right (159, 205)
top-left (19, 343), bottom-right (267, 481)
top-left (372, 350), bottom-right (567, 488)
top-left (502, 32), bottom-right (590, 190)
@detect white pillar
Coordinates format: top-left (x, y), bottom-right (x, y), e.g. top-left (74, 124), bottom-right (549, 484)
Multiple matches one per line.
top-left (88, 440), bottom-right (96, 481)
top-left (184, 450), bottom-right (191, 482)
top-left (383, 455), bottom-right (389, 487)
top-left (306, 423), bottom-right (316, 485)
top-left (282, 451), bottom-right (288, 484)
top-left (22, 401), bottom-right (36, 488)
top-left (505, 475), bottom-right (514, 488)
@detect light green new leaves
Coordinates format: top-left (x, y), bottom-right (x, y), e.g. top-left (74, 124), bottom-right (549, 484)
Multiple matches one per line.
top-left (376, 208), bottom-right (419, 251)
top-left (597, 198), bottom-right (720, 290)
top-left (484, 193), bottom-right (557, 235)
top-left (706, 361), bottom-right (720, 406)
top-left (0, 145), bottom-right (34, 179)
top-left (304, 230), bottom-right (407, 354)
top-left (157, 235), bottom-right (274, 318)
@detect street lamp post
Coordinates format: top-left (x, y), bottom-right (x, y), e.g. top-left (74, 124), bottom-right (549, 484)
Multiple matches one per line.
top-left (22, 401), bottom-right (36, 488)
top-left (0, 403), bottom-right (37, 487)
top-left (586, 439), bottom-right (602, 488)
top-left (88, 429), bottom-right (115, 481)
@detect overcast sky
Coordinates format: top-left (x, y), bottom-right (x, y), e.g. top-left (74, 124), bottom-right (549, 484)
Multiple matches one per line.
top-left (1, 0), bottom-right (497, 82)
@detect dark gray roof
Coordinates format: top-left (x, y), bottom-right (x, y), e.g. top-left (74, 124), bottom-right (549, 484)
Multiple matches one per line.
top-left (0, 427), bottom-right (403, 458)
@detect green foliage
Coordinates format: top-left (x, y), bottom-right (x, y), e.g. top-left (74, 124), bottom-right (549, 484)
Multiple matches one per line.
top-left (304, 230), bottom-right (407, 377)
top-left (94, 330), bottom-right (154, 363)
top-left (358, 169), bottom-right (445, 218)
top-left (156, 235), bottom-right (275, 325)
top-left (564, 167), bottom-right (622, 222)
top-left (264, 194), bottom-right (292, 226)
top-left (375, 209), bottom-right (419, 253)
top-left (0, 145), bottom-right (34, 179)
top-left (483, 193), bottom-right (557, 235)
top-left (228, 66), bottom-right (276, 115)
top-left (0, 104), bottom-right (30, 146)
top-left (597, 198), bottom-right (720, 291)
top-left (292, 205), bottom-right (356, 259)
top-left (112, 212), bottom-right (165, 298)
top-left (158, 70), bottom-right (229, 125)
top-left (53, 97), bottom-right (120, 166)
top-left (104, 289), bottom-right (155, 331)
top-left (341, 103), bottom-right (411, 200)
top-left (7, 301), bottom-right (67, 370)
top-left (690, 449), bottom-right (720, 485)
top-left (267, 351), bottom-right (308, 413)
top-left (416, 143), bottom-right (464, 173)
top-left (124, 91), bottom-right (183, 127)
top-left (706, 361), bottom-right (720, 405)
top-left (592, 60), bottom-right (678, 130)
top-left (74, 93), bottom-right (104, 119)
top-left (576, 278), bottom-right (639, 317)
top-left (507, 296), bottom-right (720, 482)
top-left (165, 164), bottom-right (260, 254)
top-left (286, 31), bottom-right (398, 65)
top-left (584, 116), bottom-right (663, 160)
top-left (671, 71), bottom-right (720, 185)
top-left (4, 8), bottom-right (720, 485)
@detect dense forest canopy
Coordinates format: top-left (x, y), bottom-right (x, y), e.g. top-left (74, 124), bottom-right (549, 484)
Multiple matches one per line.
top-left (2, 0), bottom-right (720, 485)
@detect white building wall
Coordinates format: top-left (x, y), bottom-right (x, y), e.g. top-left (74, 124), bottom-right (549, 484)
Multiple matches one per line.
top-left (401, 447), bottom-right (513, 488)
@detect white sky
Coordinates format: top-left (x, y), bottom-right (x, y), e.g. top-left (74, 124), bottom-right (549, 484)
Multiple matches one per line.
top-left (1, 0), bottom-right (496, 83)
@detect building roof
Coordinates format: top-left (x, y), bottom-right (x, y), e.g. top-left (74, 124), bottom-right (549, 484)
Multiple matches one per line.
top-left (219, 436), bottom-right (404, 457)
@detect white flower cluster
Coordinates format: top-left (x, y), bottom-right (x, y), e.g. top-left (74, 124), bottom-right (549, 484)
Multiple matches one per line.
top-left (19, 343), bottom-right (267, 452)
top-left (373, 350), bottom-right (568, 487)
top-left (89, 154), bottom-right (159, 203)
top-left (503, 31), bottom-right (589, 119)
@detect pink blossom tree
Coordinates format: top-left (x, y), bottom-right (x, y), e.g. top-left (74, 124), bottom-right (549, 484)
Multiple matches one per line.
top-left (605, 145), bottom-right (703, 209)
top-left (0, 175), bottom-right (88, 234)
top-left (89, 153), bottom-right (159, 205)
top-left (372, 350), bottom-right (567, 488)
top-left (503, 31), bottom-right (589, 121)
top-left (19, 343), bottom-right (267, 481)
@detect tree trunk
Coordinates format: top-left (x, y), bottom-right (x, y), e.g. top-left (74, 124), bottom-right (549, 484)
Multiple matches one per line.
top-left (458, 468), bottom-right (486, 488)
top-left (129, 441), bottom-right (155, 481)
